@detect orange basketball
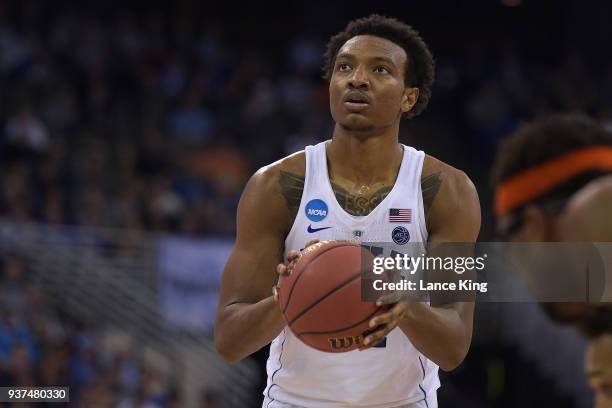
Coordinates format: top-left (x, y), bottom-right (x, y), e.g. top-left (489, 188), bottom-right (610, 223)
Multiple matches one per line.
top-left (278, 241), bottom-right (384, 352)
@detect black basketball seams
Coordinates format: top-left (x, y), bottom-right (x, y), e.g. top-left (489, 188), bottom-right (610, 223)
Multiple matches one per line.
top-left (287, 271), bottom-right (362, 327)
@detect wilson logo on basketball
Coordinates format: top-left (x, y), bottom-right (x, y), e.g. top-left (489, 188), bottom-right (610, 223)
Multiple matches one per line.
top-left (328, 335), bottom-right (363, 349)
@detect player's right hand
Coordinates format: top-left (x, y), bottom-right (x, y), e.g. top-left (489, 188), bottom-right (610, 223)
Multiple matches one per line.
top-left (272, 239), bottom-right (320, 303)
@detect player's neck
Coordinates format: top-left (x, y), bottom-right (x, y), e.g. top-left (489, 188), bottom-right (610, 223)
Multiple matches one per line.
top-left (328, 126), bottom-right (403, 184)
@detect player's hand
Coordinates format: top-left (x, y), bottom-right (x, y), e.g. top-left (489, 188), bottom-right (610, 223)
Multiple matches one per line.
top-left (359, 292), bottom-right (410, 351)
top-left (272, 239), bottom-right (320, 303)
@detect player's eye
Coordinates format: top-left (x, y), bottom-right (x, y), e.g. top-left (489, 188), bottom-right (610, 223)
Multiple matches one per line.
top-left (338, 63), bottom-right (350, 72)
top-left (374, 66), bottom-right (389, 74)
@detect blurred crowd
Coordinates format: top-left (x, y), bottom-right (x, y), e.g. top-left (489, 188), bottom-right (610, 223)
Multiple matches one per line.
top-left (0, 254), bottom-right (191, 407)
top-left (2, 3), bottom-right (611, 238)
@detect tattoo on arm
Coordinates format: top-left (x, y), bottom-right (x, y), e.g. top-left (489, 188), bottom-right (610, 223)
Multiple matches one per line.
top-left (331, 182), bottom-right (392, 216)
top-left (279, 171), bottom-right (305, 224)
top-left (422, 171), bottom-right (442, 219)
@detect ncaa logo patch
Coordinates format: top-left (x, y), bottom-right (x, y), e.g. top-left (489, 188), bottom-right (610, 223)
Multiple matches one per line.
top-left (305, 199), bottom-right (328, 222)
top-left (392, 226), bottom-right (410, 245)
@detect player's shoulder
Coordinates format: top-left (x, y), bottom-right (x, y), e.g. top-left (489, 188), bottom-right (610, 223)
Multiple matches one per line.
top-left (422, 154), bottom-right (476, 197)
top-left (249, 150), bottom-right (306, 193)
top-left (237, 151), bottom-right (306, 234)
top-left (422, 154), bottom-right (481, 238)
top-left (240, 151), bottom-right (306, 234)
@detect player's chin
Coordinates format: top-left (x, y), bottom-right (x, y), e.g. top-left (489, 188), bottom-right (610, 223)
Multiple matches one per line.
top-left (339, 116), bottom-right (376, 132)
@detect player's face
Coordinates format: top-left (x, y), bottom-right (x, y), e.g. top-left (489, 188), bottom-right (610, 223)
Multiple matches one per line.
top-left (329, 35), bottom-right (418, 133)
top-left (495, 205), bottom-right (557, 242)
top-left (586, 335), bottom-right (612, 408)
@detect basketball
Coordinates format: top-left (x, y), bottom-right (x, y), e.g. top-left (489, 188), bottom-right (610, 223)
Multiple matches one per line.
top-left (278, 240), bottom-right (383, 353)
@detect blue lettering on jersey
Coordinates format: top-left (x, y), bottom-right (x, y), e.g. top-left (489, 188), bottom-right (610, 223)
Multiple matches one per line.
top-left (392, 226), bottom-right (410, 245)
top-left (305, 199), bottom-right (328, 222)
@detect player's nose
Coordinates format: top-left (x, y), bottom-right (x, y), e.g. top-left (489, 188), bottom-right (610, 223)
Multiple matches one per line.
top-left (348, 66), bottom-right (370, 89)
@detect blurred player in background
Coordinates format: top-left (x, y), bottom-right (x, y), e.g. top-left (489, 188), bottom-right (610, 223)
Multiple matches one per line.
top-left (491, 114), bottom-right (612, 405)
top-left (492, 114), bottom-right (612, 331)
top-left (215, 14), bottom-right (480, 407)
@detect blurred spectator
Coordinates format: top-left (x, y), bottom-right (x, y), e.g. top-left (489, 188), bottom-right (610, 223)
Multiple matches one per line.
top-left (4, 107), bottom-right (49, 157)
top-left (0, 254), bottom-right (175, 406)
top-left (1, 2), bottom-right (609, 238)
top-left (169, 89), bottom-right (214, 144)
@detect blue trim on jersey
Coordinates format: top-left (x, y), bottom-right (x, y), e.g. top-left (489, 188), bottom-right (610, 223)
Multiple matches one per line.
top-left (418, 356), bottom-right (429, 408)
top-left (418, 385), bottom-right (429, 408)
top-left (266, 329), bottom-right (287, 407)
top-left (418, 355), bottom-right (426, 377)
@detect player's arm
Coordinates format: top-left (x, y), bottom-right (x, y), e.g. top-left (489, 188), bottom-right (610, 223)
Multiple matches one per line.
top-left (362, 162), bottom-right (481, 372)
top-left (397, 166), bottom-right (480, 371)
top-left (214, 165), bottom-right (289, 363)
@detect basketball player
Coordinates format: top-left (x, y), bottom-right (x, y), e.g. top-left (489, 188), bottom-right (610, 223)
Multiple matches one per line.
top-left (491, 114), bottom-right (612, 333)
top-left (565, 178), bottom-right (612, 405)
top-left (491, 114), bottom-right (612, 406)
top-left (215, 15), bottom-right (481, 407)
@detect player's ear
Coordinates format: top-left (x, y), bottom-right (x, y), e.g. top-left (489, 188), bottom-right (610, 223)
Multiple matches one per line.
top-left (401, 87), bottom-right (419, 114)
top-left (521, 205), bottom-right (550, 241)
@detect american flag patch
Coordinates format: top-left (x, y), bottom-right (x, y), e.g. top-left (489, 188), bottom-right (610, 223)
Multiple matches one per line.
top-left (389, 208), bottom-right (412, 223)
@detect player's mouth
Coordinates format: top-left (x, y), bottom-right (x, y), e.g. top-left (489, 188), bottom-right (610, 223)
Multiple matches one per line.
top-left (343, 92), bottom-right (370, 112)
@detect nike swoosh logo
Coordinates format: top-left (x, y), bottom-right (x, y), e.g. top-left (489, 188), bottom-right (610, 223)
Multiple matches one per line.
top-left (307, 225), bottom-right (332, 233)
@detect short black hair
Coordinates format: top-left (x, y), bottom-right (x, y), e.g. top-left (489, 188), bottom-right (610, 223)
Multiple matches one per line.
top-left (492, 114), bottom-right (612, 213)
top-left (322, 14), bottom-right (435, 119)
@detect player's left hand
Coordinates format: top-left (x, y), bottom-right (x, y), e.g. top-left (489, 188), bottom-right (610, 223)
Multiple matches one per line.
top-left (359, 292), bottom-right (411, 351)
top-left (272, 239), bottom-right (320, 303)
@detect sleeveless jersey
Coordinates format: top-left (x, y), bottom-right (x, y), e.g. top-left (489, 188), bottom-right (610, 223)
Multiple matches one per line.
top-left (264, 141), bottom-right (440, 407)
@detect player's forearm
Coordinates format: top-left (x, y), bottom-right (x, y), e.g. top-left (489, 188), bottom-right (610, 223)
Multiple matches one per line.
top-left (397, 302), bottom-right (471, 371)
top-left (214, 296), bottom-right (285, 363)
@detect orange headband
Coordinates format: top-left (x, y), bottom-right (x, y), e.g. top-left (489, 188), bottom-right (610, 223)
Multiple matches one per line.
top-left (494, 146), bottom-right (612, 215)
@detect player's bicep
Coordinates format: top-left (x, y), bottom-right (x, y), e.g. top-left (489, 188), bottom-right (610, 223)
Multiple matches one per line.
top-left (220, 235), bottom-right (283, 305)
top-left (427, 170), bottom-right (480, 320)
top-left (428, 170), bottom-right (481, 243)
top-left (218, 170), bottom-right (288, 307)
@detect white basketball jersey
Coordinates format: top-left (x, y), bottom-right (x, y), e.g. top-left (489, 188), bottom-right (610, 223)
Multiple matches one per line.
top-left (264, 141), bottom-right (440, 408)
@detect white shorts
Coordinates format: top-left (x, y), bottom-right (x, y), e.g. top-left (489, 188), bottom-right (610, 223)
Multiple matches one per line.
top-left (262, 392), bottom-right (438, 408)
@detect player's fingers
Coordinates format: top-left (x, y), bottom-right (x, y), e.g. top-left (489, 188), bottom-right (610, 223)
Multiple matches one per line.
top-left (286, 250), bottom-right (300, 261)
top-left (360, 325), bottom-right (394, 350)
top-left (376, 291), bottom-right (403, 305)
top-left (305, 239), bottom-right (320, 248)
top-left (272, 285), bottom-right (280, 302)
top-left (277, 263), bottom-right (290, 276)
top-left (368, 311), bottom-right (393, 328)
top-left (286, 259), bottom-right (300, 274)
top-left (288, 255), bottom-right (302, 267)
top-left (286, 241), bottom-right (319, 265)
